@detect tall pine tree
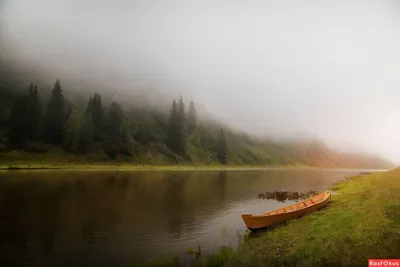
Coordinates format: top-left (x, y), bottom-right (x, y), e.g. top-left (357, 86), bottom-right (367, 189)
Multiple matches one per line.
top-left (87, 92), bottom-right (103, 140)
top-left (27, 83), bottom-right (42, 141)
top-left (9, 82), bottom-right (42, 147)
top-left (166, 99), bottom-right (179, 153)
top-left (187, 100), bottom-right (197, 135)
top-left (9, 95), bottom-right (28, 147)
top-left (106, 102), bottom-right (123, 142)
top-left (177, 96), bottom-right (186, 157)
top-left (216, 128), bottom-right (228, 164)
top-left (166, 97), bottom-right (187, 158)
top-left (79, 111), bottom-right (94, 152)
top-left (44, 79), bottom-right (66, 144)
top-left (63, 109), bottom-right (81, 153)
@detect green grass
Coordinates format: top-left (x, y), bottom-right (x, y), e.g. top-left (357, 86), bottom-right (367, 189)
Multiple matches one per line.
top-left (133, 169), bottom-right (400, 267)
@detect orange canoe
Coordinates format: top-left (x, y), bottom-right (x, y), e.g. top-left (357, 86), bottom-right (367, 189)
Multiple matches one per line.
top-left (241, 191), bottom-right (331, 231)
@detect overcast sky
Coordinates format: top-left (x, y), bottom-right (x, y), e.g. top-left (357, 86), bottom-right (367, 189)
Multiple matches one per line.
top-left (1, 0), bottom-right (400, 162)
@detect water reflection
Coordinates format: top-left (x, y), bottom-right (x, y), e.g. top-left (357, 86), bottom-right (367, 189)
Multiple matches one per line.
top-left (164, 172), bottom-right (186, 236)
top-left (258, 190), bottom-right (319, 203)
top-left (217, 171), bottom-right (227, 204)
top-left (0, 169), bottom-right (364, 267)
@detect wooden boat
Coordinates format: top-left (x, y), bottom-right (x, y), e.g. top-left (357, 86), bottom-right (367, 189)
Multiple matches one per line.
top-left (241, 191), bottom-right (331, 231)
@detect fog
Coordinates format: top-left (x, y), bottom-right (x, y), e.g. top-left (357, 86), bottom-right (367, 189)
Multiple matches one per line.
top-left (1, 0), bottom-right (400, 162)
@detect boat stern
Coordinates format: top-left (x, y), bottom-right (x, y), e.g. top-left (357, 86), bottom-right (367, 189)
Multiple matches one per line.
top-left (241, 214), bottom-right (253, 229)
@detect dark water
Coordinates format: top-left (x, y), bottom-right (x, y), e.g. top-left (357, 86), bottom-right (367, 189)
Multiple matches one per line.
top-left (0, 169), bottom-right (381, 267)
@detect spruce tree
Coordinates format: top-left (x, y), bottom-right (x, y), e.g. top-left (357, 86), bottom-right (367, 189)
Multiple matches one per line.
top-left (87, 92), bottom-right (103, 140)
top-left (9, 82), bottom-right (42, 147)
top-left (166, 97), bottom-right (188, 157)
top-left (78, 111), bottom-right (94, 152)
top-left (187, 100), bottom-right (197, 135)
top-left (166, 99), bottom-right (178, 153)
top-left (62, 109), bottom-right (81, 153)
top-left (106, 102), bottom-right (123, 142)
top-left (9, 95), bottom-right (28, 147)
top-left (27, 83), bottom-right (42, 141)
top-left (216, 128), bottom-right (228, 164)
top-left (176, 96), bottom-right (186, 157)
top-left (44, 79), bottom-right (66, 144)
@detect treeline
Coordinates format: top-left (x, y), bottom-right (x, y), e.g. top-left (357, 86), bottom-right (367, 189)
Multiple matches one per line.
top-left (3, 79), bottom-right (229, 164)
top-left (0, 70), bottom-right (393, 168)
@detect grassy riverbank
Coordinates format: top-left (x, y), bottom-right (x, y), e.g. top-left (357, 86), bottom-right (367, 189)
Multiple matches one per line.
top-left (0, 148), bottom-right (317, 171)
top-left (0, 151), bottom-right (383, 171)
top-left (0, 162), bottom-right (316, 171)
top-left (138, 168), bottom-right (400, 267)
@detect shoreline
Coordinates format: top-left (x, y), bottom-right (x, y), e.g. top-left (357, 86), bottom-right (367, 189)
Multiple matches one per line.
top-left (0, 163), bottom-right (317, 171)
top-left (136, 169), bottom-right (399, 267)
top-left (0, 163), bottom-right (385, 172)
top-left (204, 169), bottom-right (399, 266)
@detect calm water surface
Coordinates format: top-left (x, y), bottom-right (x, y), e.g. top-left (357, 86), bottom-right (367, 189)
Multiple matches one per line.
top-left (0, 169), bottom-right (383, 266)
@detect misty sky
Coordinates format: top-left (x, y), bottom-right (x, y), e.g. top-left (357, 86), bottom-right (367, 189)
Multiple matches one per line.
top-left (1, 0), bottom-right (400, 162)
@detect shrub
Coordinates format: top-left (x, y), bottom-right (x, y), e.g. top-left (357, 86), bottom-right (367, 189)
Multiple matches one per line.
top-left (118, 142), bottom-right (133, 157)
top-left (103, 144), bottom-right (119, 159)
top-left (24, 142), bottom-right (52, 153)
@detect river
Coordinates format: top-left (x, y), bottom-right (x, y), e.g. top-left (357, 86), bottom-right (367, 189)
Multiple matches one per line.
top-left (0, 168), bottom-right (383, 267)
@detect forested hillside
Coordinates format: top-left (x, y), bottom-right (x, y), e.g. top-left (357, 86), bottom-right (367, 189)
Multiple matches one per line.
top-left (0, 60), bottom-right (393, 169)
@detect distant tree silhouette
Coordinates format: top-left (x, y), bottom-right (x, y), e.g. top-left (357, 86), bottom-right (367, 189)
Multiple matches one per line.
top-left (106, 102), bottom-right (123, 142)
top-left (166, 96), bottom-right (187, 158)
top-left (166, 99), bottom-right (179, 154)
top-left (177, 96), bottom-right (187, 157)
top-left (9, 82), bottom-right (42, 147)
top-left (87, 92), bottom-right (103, 140)
top-left (9, 95), bottom-right (28, 147)
top-left (44, 79), bottom-right (66, 144)
top-left (26, 83), bottom-right (42, 141)
top-left (63, 109), bottom-right (81, 152)
top-left (79, 111), bottom-right (94, 152)
top-left (187, 100), bottom-right (197, 135)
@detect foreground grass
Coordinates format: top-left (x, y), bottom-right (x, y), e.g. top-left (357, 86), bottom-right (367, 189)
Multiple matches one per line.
top-left (137, 169), bottom-right (400, 267)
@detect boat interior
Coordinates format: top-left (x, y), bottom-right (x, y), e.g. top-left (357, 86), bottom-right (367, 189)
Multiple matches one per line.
top-left (264, 191), bottom-right (330, 215)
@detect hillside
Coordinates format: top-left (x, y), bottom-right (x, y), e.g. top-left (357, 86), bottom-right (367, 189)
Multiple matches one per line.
top-left (0, 59), bottom-right (393, 169)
